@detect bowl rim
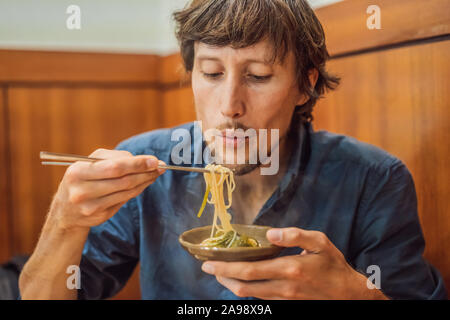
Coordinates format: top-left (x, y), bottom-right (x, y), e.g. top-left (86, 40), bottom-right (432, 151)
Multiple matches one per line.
top-left (178, 224), bottom-right (280, 252)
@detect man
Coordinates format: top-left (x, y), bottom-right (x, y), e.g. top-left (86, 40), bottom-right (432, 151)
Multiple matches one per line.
top-left (19, 0), bottom-right (446, 299)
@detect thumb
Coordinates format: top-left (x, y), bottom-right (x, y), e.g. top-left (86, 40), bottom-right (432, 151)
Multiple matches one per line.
top-left (266, 227), bottom-right (327, 253)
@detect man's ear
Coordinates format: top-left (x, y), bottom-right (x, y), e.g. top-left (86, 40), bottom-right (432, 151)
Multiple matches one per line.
top-left (295, 68), bottom-right (319, 105)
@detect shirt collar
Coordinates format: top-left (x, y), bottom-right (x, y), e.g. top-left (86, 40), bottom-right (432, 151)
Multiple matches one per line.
top-left (256, 120), bottom-right (309, 217)
top-left (278, 120), bottom-right (307, 195)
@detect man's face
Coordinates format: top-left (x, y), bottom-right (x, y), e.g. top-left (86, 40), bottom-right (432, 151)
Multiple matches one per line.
top-left (191, 39), bottom-right (305, 175)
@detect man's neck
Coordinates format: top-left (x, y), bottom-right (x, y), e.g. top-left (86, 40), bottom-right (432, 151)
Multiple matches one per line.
top-left (231, 133), bottom-right (294, 224)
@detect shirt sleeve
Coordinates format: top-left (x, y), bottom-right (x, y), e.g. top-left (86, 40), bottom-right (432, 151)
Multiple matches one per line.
top-left (77, 197), bottom-right (140, 300)
top-left (351, 159), bottom-right (447, 299)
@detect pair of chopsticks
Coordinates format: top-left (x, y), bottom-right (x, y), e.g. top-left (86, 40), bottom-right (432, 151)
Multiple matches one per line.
top-left (40, 151), bottom-right (221, 174)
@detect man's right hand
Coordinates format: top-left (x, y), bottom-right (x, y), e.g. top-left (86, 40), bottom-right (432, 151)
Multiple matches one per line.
top-left (20, 148), bottom-right (165, 299)
top-left (49, 148), bottom-right (166, 231)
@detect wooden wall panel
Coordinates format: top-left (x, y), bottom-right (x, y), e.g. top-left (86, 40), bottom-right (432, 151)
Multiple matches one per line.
top-left (162, 86), bottom-right (196, 128)
top-left (160, 53), bottom-right (189, 86)
top-left (7, 87), bottom-right (162, 255)
top-left (0, 88), bottom-right (11, 263)
top-left (314, 40), bottom-right (450, 289)
top-left (0, 50), bottom-right (160, 84)
top-left (316, 0), bottom-right (450, 57)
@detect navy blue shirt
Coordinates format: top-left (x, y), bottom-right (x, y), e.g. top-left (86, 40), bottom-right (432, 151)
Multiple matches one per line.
top-left (78, 121), bottom-right (447, 300)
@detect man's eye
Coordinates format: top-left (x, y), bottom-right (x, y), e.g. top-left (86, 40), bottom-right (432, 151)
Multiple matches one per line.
top-left (203, 72), bottom-right (222, 79)
top-left (248, 74), bottom-right (272, 82)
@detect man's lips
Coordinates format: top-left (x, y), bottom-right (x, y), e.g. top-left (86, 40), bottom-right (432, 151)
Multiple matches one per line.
top-left (216, 131), bottom-right (250, 148)
top-left (223, 136), bottom-right (247, 144)
top-left (219, 129), bottom-right (257, 139)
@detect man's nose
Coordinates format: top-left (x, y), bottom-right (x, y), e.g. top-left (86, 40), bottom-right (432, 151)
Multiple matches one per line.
top-left (220, 77), bottom-right (245, 120)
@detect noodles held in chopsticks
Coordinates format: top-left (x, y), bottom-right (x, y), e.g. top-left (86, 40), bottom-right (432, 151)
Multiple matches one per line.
top-left (197, 164), bottom-right (259, 248)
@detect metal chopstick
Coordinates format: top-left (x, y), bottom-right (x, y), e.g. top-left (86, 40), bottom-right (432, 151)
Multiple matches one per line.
top-left (40, 151), bottom-right (224, 174)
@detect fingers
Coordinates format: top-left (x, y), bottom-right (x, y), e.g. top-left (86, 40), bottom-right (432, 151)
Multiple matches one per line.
top-left (76, 179), bottom-right (153, 217)
top-left (201, 256), bottom-right (302, 281)
top-left (89, 148), bottom-right (131, 159)
top-left (55, 148), bottom-right (167, 230)
top-left (71, 170), bottom-right (162, 200)
top-left (101, 200), bottom-right (128, 221)
top-left (72, 200), bottom-right (128, 229)
top-left (66, 154), bottom-right (162, 181)
top-left (105, 200), bottom-right (127, 216)
top-left (266, 227), bottom-right (330, 253)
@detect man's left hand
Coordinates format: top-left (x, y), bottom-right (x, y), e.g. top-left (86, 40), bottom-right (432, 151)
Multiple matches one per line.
top-left (201, 227), bottom-right (389, 300)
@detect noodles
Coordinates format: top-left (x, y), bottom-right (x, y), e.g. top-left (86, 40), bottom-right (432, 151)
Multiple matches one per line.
top-left (197, 164), bottom-right (235, 236)
top-left (197, 164), bottom-right (259, 248)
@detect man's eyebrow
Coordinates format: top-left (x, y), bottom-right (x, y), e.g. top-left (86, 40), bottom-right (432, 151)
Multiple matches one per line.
top-left (195, 55), bottom-right (272, 65)
top-left (196, 55), bottom-right (221, 62)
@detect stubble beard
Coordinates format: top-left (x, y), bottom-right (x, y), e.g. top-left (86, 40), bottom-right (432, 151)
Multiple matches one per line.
top-left (207, 143), bottom-right (272, 176)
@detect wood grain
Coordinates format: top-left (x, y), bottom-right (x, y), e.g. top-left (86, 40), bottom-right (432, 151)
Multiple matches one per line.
top-left (0, 87), bottom-right (11, 263)
top-left (0, 50), bottom-right (161, 84)
top-left (314, 40), bottom-right (450, 290)
top-left (315, 0), bottom-right (450, 57)
top-left (160, 53), bottom-right (190, 87)
top-left (162, 86), bottom-right (196, 128)
top-left (7, 87), bottom-right (162, 256)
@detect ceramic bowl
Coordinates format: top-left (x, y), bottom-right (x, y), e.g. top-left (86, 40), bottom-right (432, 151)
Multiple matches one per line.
top-left (179, 224), bottom-right (283, 261)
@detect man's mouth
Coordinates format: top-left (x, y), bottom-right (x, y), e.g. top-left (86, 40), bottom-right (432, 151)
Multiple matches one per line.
top-left (217, 129), bottom-right (256, 148)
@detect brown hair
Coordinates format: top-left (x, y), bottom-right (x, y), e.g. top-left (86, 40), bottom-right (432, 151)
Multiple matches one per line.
top-left (173, 0), bottom-right (339, 122)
